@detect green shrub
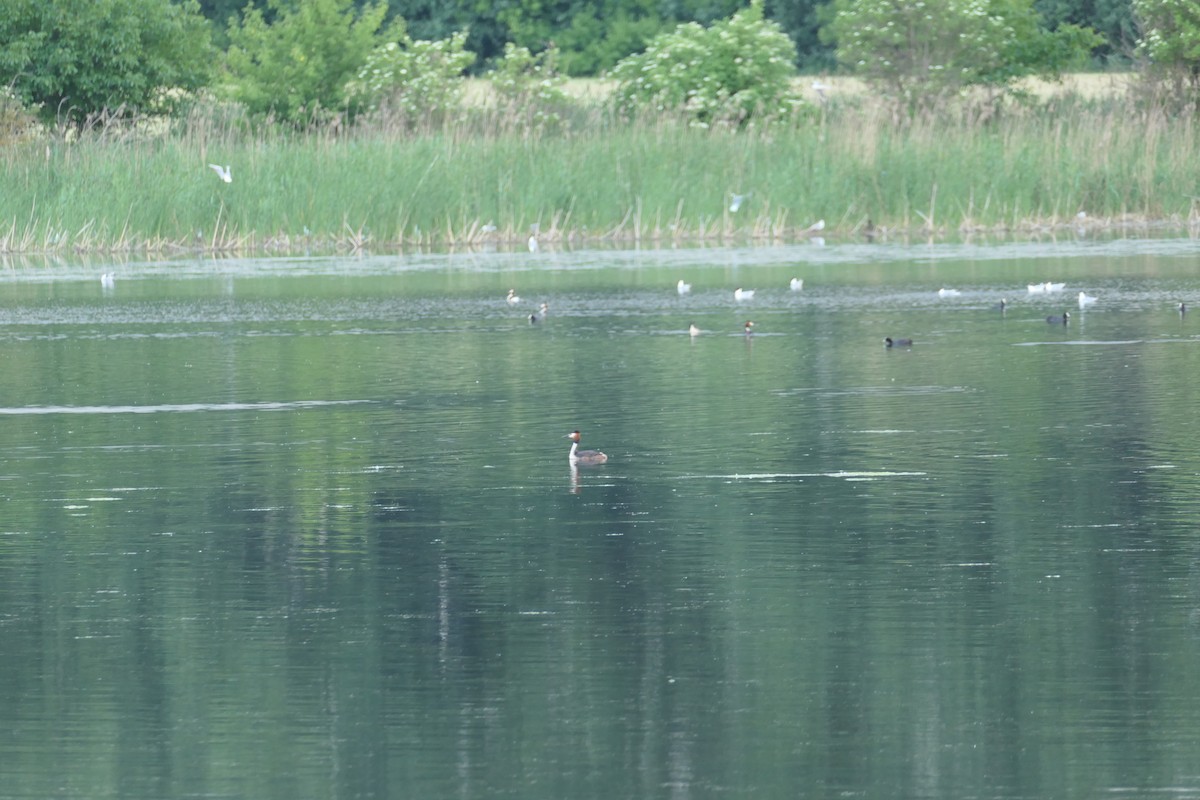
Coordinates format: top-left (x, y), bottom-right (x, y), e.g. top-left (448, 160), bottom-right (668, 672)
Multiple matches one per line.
top-left (825, 0), bottom-right (1100, 110)
top-left (486, 44), bottom-right (573, 131)
top-left (0, 86), bottom-right (39, 144)
top-left (348, 29), bottom-right (475, 126)
top-left (0, 0), bottom-right (212, 125)
top-left (608, 0), bottom-right (801, 127)
top-left (225, 0), bottom-right (392, 125)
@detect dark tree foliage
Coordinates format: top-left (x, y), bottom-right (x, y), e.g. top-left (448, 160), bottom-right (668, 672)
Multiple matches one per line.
top-left (374, 0), bottom-right (827, 74)
top-left (196, 0), bottom-right (255, 25)
top-left (764, 0), bottom-right (834, 70)
top-left (1034, 0), bottom-right (1135, 61)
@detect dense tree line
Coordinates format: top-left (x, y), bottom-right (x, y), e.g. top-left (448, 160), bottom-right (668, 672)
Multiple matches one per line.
top-left (192, 0), bottom-right (1134, 73)
top-left (7, 0), bottom-right (1200, 131)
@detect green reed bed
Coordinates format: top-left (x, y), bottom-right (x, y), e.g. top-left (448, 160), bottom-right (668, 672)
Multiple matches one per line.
top-left (1, 100), bottom-right (1198, 254)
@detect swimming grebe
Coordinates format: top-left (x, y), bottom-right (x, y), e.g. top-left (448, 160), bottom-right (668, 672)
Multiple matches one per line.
top-left (506, 289), bottom-right (520, 305)
top-left (677, 279), bottom-right (691, 295)
top-left (566, 431), bottom-right (607, 465)
top-left (1180, 302), bottom-right (1187, 315)
top-left (1046, 311), bottom-right (1070, 324)
top-left (734, 288), bottom-right (755, 301)
top-left (994, 298), bottom-right (1008, 312)
top-left (744, 320), bottom-right (755, 335)
top-left (884, 336), bottom-right (913, 347)
top-left (790, 277), bottom-right (804, 291)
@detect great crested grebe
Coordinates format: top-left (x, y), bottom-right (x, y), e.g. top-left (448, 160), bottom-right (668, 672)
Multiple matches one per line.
top-left (506, 289), bottom-right (520, 305)
top-left (744, 320), bottom-right (755, 335)
top-left (566, 431), bottom-right (607, 465)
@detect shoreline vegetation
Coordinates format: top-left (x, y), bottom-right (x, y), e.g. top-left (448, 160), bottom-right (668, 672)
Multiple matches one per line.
top-left (3, 74), bottom-right (1198, 257)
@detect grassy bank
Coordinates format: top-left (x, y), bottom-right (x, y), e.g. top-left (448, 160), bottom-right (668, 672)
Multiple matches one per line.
top-left (1, 90), bottom-right (1197, 254)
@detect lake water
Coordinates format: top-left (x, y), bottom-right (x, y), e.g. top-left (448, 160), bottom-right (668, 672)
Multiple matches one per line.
top-left (2, 237), bottom-right (1200, 799)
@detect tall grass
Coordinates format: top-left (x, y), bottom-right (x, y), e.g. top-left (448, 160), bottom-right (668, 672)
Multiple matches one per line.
top-left (1, 94), bottom-right (1198, 254)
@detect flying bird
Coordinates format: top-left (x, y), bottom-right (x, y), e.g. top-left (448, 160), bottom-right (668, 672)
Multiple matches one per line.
top-left (208, 164), bottom-right (232, 183)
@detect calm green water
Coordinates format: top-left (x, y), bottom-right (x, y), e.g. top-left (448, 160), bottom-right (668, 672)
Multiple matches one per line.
top-left (2, 239), bottom-right (1200, 799)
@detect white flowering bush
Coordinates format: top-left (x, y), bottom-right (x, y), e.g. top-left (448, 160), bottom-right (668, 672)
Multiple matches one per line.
top-left (1135, 0), bottom-right (1200, 94)
top-left (487, 43), bottom-right (573, 131)
top-left (348, 30), bottom-right (474, 124)
top-left (608, 0), bottom-right (800, 127)
top-left (826, 0), bottom-right (1099, 107)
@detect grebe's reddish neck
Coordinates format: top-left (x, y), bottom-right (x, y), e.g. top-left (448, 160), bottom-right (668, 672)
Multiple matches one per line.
top-left (566, 430), bottom-right (607, 465)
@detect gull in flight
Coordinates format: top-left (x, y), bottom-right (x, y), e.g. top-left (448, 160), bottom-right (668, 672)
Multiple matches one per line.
top-left (729, 192), bottom-right (750, 213)
top-left (208, 164), bottom-right (232, 183)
